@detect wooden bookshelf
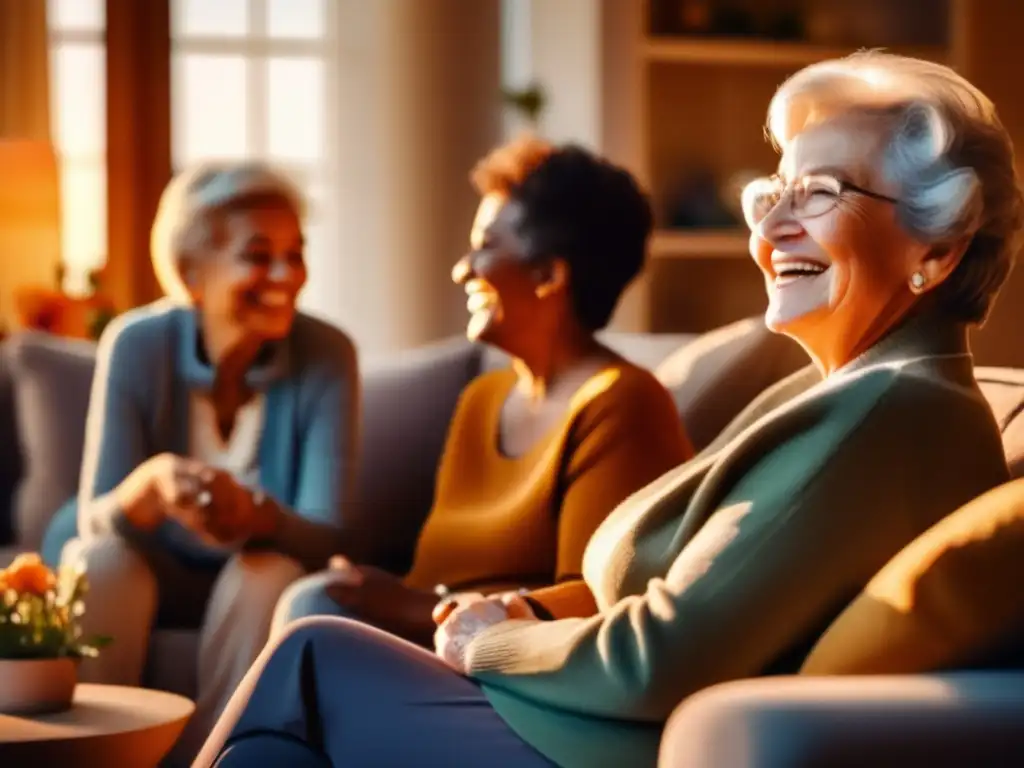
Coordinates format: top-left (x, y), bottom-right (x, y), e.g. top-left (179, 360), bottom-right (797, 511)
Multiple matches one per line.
top-left (649, 229), bottom-right (749, 259)
top-left (628, 0), bottom-right (962, 334)
top-left (643, 38), bottom-right (947, 68)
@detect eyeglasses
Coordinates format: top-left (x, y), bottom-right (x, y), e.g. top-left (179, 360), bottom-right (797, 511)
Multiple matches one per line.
top-left (741, 174), bottom-right (898, 229)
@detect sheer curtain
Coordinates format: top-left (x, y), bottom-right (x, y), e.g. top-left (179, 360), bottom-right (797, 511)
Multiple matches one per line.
top-left (0, 0), bottom-right (51, 140)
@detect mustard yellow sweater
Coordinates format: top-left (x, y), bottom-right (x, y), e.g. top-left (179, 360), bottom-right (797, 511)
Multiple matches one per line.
top-left (403, 362), bottom-right (693, 614)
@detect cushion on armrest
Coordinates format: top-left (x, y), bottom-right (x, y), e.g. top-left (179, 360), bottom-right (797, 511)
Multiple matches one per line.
top-left (801, 478), bottom-right (1024, 676)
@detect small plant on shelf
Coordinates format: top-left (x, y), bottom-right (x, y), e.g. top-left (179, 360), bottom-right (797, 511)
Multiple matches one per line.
top-left (0, 553), bottom-right (110, 660)
top-left (501, 82), bottom-right (547, 126)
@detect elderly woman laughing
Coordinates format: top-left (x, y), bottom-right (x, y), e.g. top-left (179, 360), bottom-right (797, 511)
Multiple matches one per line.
top-left (194, 53), bottom-right (1022, 768)
top-left (59, 162), bottom-right (360, 764)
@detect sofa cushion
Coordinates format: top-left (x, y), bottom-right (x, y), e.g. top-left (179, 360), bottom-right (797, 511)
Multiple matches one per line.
top-left (976, 367), bottom-right (1024, 478)
top-left (4, 333), bottom-right (97, 550)
top-left (355, 337), bottom-right (481, 573)
top-left (654, 317), bottom-right (809, 450)
top-left (801, 478), bottom-right (1024, 675)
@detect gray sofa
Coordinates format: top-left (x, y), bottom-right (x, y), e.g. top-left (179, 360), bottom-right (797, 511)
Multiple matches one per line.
top-left (4, 320), bottom-right (1024, 763)
top-left (0, 316), bottom-right (807, 699)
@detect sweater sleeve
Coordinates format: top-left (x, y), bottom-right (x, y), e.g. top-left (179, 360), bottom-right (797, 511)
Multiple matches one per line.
top-left (527, 371), bottom-right (693, 618)
top-left (466, 389), bottom-right (937, 721)
top-left (267, 330), bottom-right (362, 567)
top-left (525, 580), bottom-right (596, 619)
top-left (77, 316), bottom-right (153, 539)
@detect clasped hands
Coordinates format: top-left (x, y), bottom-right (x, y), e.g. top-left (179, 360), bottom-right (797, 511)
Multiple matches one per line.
top-left (118, 452), bottom-right (278, 546)
top-left (432, 590), bottom-right (538, 673)
top-left (323, 556), bottom-right (540, 673)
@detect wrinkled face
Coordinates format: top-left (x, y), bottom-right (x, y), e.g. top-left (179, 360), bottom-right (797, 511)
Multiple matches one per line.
top-left (188, 201), bottom-right (307, 341)
top-left (451, 193), bottom-right (559, 352)
top-left (744, 112), bottom-right (931, 369)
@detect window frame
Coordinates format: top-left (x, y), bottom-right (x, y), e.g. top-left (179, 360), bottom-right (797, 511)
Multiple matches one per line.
top-left (47, 1), bottom-right (108, 295)
top-left (170, 0), bottom-right (339, 322)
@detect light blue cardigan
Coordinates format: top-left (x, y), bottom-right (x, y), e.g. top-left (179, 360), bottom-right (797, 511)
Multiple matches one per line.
top-left (76, 300), bottom-right (360, 569)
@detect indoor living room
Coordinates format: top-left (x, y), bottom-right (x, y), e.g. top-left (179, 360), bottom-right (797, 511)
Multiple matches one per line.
top-left (2, 1), bottom-right (1024, 766)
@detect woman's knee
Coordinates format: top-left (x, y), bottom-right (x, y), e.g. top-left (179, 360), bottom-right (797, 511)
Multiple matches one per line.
top-left (271, 571), bottom-right (348, 633)
top-left (268, 616), bottom-right (429, 685)
top-left (63, 535), bottom-right (157, 601)
top-left (41, 499), bottom-right (78, 568)
top-left (264, 616), bottom-right (368, 671)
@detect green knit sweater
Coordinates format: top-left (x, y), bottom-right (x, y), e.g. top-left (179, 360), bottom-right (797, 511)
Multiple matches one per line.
top-left (466, 318), bottom-right (1008, 768)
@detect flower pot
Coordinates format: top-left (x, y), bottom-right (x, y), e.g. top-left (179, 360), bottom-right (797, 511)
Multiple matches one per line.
top-left (0, 657), bottom-right (77, 715)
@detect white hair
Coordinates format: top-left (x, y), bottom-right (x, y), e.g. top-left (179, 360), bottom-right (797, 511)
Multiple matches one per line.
top-left (150, 161), bottom-right (307, 302)
top-left (767, 51), bottom-right (1023, 323)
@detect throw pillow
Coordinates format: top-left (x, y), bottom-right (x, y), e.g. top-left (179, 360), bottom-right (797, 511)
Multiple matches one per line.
top-left (654, 316), bottom-right (807, 450)
top-left (802, 478), bottom-right (1024, 675)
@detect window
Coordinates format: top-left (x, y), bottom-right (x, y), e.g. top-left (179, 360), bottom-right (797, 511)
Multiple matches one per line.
top-left (47, 0), bottom-right (107, 296)
top-left (501, 0), bottom-right (534, 139)
top-left (171, 0), bottom-right (339, 325)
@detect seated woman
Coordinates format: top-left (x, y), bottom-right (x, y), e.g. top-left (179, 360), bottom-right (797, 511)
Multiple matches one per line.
top-left (60, 162), bottom-right (359, 762)
top-left (194, 53), bottom-right (1022, 768)
top-left (271, 137), bottom-right (694, 645)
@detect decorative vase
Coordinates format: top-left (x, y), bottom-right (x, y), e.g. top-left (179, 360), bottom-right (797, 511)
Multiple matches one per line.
top-left (0, 657), bottom-right (77, 715)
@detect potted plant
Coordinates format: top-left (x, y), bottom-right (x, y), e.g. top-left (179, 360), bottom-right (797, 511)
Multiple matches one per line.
top-left (14, 264), bottom-right (117, 340)
top-left (0, 553), bottom-right (110, 714)
top-left (501, 82), bottom-right (547, 127)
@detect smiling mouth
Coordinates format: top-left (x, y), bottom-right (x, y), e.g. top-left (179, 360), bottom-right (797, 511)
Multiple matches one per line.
top-left (773, 260), bottom-right (830, 287)
top-left (466, 291), bottom-right (497, 315)
top-left (247, 289), bottom-right (293, 309)
top-left (464, 278), bottom-right (499, 316)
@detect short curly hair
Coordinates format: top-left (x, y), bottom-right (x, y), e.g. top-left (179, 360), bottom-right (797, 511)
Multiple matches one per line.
top-left (471, 135), bottom-right (653, 330)
top-left (768, 51), bottom-right (1024, 325)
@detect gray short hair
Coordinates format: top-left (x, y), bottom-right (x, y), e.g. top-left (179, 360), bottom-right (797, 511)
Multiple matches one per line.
top-left (767, 51), bottom-right (1024, 324)
top-left (150, 161), bottom-right (307, 302)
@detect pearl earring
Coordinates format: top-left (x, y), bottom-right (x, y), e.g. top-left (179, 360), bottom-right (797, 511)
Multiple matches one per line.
top-left (910, 272), bottom-right (926, 292)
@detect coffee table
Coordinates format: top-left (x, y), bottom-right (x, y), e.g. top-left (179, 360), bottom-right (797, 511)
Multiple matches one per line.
top-left (0, 684), bottom-right (194, 767)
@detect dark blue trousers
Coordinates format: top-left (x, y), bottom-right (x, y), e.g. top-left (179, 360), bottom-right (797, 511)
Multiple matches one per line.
top-left (196, 617), bottom-right (556, 768)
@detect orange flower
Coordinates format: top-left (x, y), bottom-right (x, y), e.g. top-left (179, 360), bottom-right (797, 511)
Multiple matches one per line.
top-left (2, 553), bottom-right (56, 596)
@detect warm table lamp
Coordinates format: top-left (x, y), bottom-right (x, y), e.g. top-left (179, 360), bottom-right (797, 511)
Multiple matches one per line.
top-left (0, 140), bottom-right (61, 335)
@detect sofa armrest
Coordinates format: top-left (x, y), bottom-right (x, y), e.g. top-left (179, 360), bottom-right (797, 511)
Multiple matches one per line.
top-left (659, 674), bottom-right (1024, 768)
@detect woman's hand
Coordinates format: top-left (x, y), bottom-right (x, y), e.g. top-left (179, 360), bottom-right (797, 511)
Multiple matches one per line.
top-left (324, 556), bottom-right (440, 643)
top-left (431, 591), bottom-right (486, 625)
top-left (116, 453), bottom-right (279, 545)
top-left (116, 453), bottom-right (215, 532)
top-left (434, 592), bottom-right (537, 673)
top-left (199, 474), bottom-right (281, 545)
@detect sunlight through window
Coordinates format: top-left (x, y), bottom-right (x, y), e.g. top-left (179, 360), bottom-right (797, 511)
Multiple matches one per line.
top-left (171, 0), bottom-right (338, 326)
top-left (47, 0), bottom-right (106, 296)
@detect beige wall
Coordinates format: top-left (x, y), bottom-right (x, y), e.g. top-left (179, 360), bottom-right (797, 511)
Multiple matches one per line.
top-left (328, 0), bottom-right (502, 355)
top-left (324, 0), bottom-right (651, 355)
top-left (501, 0), bottom-right (650, 332)
top-left (529, 0), bottom-right (603, 149)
